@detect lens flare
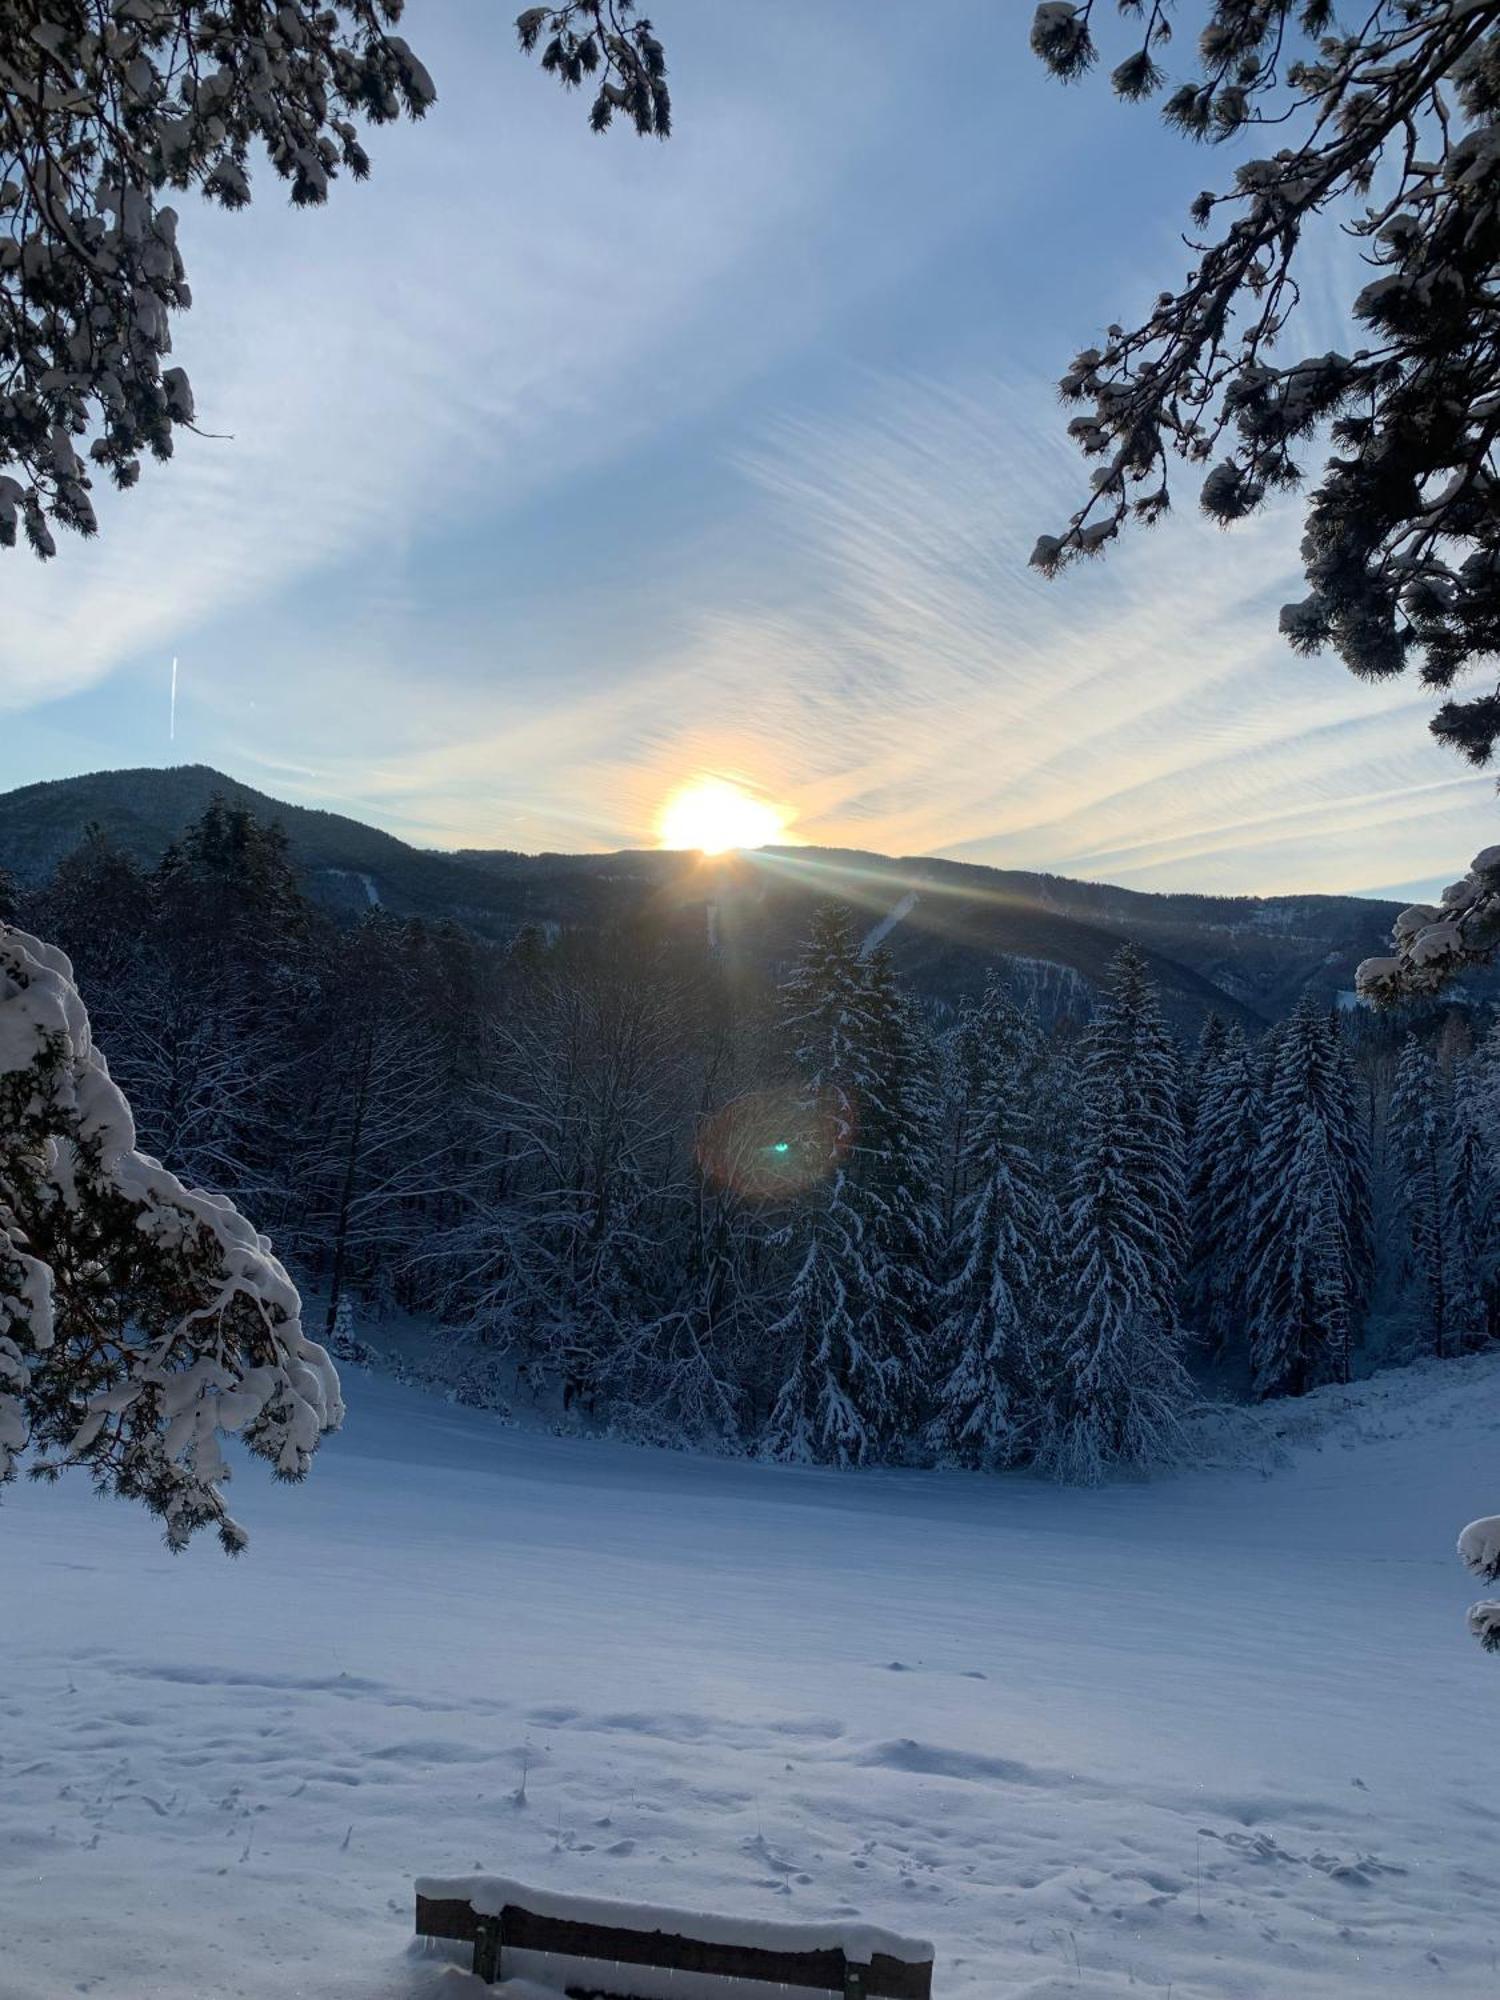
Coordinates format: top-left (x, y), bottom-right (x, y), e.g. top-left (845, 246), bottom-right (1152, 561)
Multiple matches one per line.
top-left (657, 777), bottom-right (788, 856)
top-left (696, 1087), bottom-right (852, 1201)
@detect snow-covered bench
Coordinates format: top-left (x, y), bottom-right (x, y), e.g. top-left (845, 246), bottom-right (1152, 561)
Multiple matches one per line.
top-left (414, 1875), bottom-right (934, 1998)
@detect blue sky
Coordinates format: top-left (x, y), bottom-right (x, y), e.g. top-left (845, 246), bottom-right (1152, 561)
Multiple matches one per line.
top-left (0, 0), bottom-right (1492, 898)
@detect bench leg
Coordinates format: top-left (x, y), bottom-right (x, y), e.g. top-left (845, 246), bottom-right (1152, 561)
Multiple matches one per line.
top-left (472, 1917), bottom-right (501, 1984)
top-left (844, 1964), bottom-right (867, 2000)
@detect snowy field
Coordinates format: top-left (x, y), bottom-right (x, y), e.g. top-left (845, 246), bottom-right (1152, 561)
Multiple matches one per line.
top-left (4, 1355), bottom-right (1500, 2000)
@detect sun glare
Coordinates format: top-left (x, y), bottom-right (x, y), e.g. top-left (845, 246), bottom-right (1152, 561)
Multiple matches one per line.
top-left (657, 778), bottom-right (788, 856)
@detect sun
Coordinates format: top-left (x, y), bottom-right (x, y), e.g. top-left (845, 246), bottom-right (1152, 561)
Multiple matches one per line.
top-left (657, 778), bottom-right (788, 856)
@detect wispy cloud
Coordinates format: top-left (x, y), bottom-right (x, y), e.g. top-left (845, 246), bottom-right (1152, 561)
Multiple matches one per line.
top-left (1, 2), bottom-right (1491, 900)
top-left (314, 366), bottom-right (1488, 896)
top-left (0, 5), bottom-right (909, 718)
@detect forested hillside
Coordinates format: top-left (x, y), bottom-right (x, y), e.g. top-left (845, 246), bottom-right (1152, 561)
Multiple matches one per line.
top-left (8, 795), bottom-right (1496, 1475)
top-left (0, 765), bottom-right (1417, 1029)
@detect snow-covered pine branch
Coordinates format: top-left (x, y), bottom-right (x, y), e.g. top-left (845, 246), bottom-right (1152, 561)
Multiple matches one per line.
top-left (1357, 845), bottom-right (1500, 1003)
top-left (0, 924), bottom-right (340, 1553)
top-left (1030, 2), bottom-right (1500, 943)
top-left (1459, 1515), bottom-right (1500, 1651)
top-left (0, 3), bottom-right (442, 556)
top-left (0, 3), bottom-right (672, 552)
top-left (516, 3), bottom-right (670, 136)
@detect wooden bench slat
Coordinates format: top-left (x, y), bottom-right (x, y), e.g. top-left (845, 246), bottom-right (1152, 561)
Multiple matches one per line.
top-left (414, 1892), bottom-right (933, 1999)
top-left (416, 1894), bottom-right (482, 1943)
top-left (505, 1902), bottom-right (849, 1987)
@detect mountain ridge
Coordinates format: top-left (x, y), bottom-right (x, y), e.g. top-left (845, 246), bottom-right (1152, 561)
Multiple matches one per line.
top-left (0, 763), bottom-right (1405, 1029)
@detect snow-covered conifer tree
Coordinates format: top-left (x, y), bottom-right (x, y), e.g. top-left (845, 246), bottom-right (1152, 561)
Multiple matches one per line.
top-left (860, 947), bottom-right (941, 1422)
top-left (1184, 1020), bottom-right (1261, 1357)
top-left (432, 930), bottom-right (694, 1419)
top-left (1080, 944), bottom-right (1186, 1327)
top-left (1261, 1107), bottom-right (1352, 1395)
top-left (1443, 1059), bottom-right (1500, 1349)
top-left (33, 827), bottom-right (155, 1038)
top-left (286, 914), bottom-right (458, 1348)
top-left (929, 982), bottom-right (1050, 1468)
top-left (575, 957), bottom-right (762, 1447)
top-left (1040, 1081), bottom-right (1194, 1484)
top-left (1454, 1038), bottom-right (1500, 1654)
top-left (0, 927), bottom-right (339, 1551)
top-left (1182, 1012), bottom-right (1229, 1146)
top-left (1387, 1037), bottom-right (1453, 1355)
top-left (1330, 1022), bottom-right (1376, 1304)
top-left (762, 908), bottom-right (911, 1466)
top-left (1035, 946), bottom-right (1193, 1481)
top-left (1471, 1019), bottom-right (1500, 1159)
top-left (1245, 999), bottom-right (1370, 1395)
top-left (37, 808), bottom-right (320, 1229)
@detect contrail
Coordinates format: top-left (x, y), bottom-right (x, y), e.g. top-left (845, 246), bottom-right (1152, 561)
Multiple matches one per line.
top-left (169, 656), bottom-right (178, 742)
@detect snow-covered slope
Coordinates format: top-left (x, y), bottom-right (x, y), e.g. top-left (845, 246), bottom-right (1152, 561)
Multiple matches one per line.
top-left (4, 1354), bottom-right (1499, 1999)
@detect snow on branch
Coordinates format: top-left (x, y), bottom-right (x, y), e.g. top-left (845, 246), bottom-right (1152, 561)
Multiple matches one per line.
top-left (0, 3), bottom-right (437, 556)
top-left (1457, 1516), bottom-right (1500, 1651)
top-left (1458, 1515), bottom-right (1500, 1584)
top-left (0, 924), bottom-right (340, 1552)
top-left (1357, 845), bottom-right (1500, 1002)
top-left (516, 4), bottom-right (671, 136)
top-left (1031, 1), bottom-right (1500, 773)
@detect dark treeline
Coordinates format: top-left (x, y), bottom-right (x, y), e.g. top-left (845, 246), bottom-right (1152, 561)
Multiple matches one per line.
top-left (16, 799), bottom-right (1500, 1480)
